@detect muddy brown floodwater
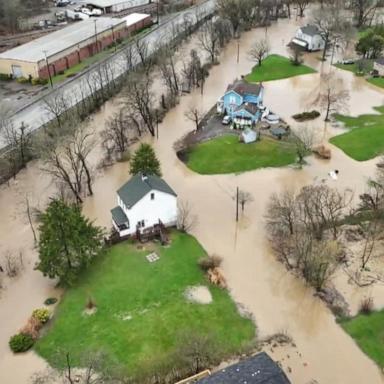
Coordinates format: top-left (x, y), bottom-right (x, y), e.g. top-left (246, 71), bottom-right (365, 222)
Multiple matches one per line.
top-left (1, 14), bottom-right (384, 384)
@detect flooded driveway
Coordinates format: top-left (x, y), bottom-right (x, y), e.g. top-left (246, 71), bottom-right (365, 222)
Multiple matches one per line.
top-left (1, 15), bottom-right (384, 384)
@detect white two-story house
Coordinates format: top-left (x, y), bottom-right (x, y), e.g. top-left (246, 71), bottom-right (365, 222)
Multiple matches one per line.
top-left (291, 25), bottom-right (325, 51)
top-left (111, 173), bottom-right (177, 237)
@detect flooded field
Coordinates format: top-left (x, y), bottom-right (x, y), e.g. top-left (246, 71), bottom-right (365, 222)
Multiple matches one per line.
top-left (1, 13), bottom-right (384, 384)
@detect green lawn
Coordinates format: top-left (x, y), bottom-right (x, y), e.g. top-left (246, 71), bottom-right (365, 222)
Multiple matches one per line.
top-left (245, 54), bottom-right (316, 83)
top-left (185, 135), bottom-right (297, 174)
top-left (367, 77), bottom-right (384, 89)
top-left (334, 60), bottom-right (373, 76)
top-left (342, 310), bottom-right (384, 367)
top-left (330, 106), bottom-right (384, 161)
top-left (35, 232), bottom-right (255, 378)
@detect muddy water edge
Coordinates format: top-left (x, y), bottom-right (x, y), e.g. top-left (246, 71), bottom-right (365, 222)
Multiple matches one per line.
top-left (1, 15), bottom-right (384, 384)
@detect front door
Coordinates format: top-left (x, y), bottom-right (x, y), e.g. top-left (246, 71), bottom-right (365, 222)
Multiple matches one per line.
top-left (11, 65), bottom-right (23, 78)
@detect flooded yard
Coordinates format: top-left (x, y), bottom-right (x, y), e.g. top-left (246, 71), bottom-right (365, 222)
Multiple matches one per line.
top-left (1, 13), bottom-right (384, 384)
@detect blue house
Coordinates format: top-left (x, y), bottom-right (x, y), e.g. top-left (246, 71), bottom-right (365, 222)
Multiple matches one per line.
top-left (217, 79), bottom-right (264, 128)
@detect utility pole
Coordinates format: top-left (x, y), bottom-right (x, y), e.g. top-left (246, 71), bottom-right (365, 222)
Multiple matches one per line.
top-left (111, 24), bottom-right (116, 52)
top-left (236, 186), bottom-right (239, 222)
top-left (94, 19), bottom-right (98, 54)
top-left (156, 110), bottom-right (159, 139)
top-left (43, 50), bottom-right (53, 88)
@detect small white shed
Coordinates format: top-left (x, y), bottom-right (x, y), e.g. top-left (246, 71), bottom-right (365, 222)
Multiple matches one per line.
top-left (241, 128), bottom-right (257, 144)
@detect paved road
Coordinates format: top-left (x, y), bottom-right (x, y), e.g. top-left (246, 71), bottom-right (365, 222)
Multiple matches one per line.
top-left (2, 0), bottom-right (215, 148)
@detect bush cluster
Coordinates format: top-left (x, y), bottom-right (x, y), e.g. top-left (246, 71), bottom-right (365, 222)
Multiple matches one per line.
top-left (31, 77), bottom-right (48, 86)
top-left (16, 76), bottom-right (29, 84)
top-left (9, 333), bottom-right (34, 353)
top-left (32, 308), bottom-right (50, 323)
top-left (198, 254), bottom-right (223, 272)
top-left (292, 110), bottom-right (320, 121)
top-left (0, 73), bottom-right (12, 81)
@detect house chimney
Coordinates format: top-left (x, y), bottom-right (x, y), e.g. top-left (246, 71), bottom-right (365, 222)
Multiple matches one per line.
top-left (141, 173), bottom-right (148, 181)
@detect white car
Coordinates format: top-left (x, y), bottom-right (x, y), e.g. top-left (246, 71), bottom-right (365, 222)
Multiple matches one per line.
top-left (264, 114), bottom-right (280, 125)
top-left (222, 116), bottom-right (231, 125)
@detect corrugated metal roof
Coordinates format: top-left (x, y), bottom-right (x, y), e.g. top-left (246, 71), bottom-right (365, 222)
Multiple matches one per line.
top-left (85, 0), bottom-right (147, 8)
top-left (121, 13), bottom-right (150, 27)
top-left (117, 173), bottom-right (177, 209)
top-left (0, 17), bottom-right (125, 63)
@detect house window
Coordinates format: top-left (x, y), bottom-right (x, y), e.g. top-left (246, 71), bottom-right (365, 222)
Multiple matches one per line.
top-left (151, 193), bottom-right (155, 200)
top-left (229, 95), bottom-right (236, 105)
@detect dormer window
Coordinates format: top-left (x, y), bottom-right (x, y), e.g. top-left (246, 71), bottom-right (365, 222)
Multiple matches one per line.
top-left (151, 193), bottom-right (155, 200)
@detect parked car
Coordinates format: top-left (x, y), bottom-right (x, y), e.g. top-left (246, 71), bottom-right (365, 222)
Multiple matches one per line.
top-left (56, 0), bottom-right (70, 7)
top-left (264, 113), bottom-right (279, 125)
top-left (222, 115), bottom-right (231, 125)
top-left (341, 58), bottom-right (355, 65)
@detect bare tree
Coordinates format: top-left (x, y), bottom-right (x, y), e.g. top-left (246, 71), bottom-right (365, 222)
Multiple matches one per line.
top-left (351, 0), bottom-right (378, 27)
top-left (177, 200), bottom-right (197, 233)
top-left (133, 36), bottom-right (154, 74)
top-left (198, 19), bottom-right (220, 63)
top-left (295, 0), bottom-right (311, 17)
top-left (31, 350), bottom-right (125, 384)
top-left (360, 219), bottom-right (380, 269)
top-left (248, 38), bottom-right (270, 66)
top-left (184, 106), bottom-right (205, 132)
top-left (216, 0), bottom-right (241, 36)
top-left (238, 190), bottom-right (254, 212)
top-left (123, 74), bottom-right (156, 137)
top-left (266, 189), bottom-right (298, 236)
top-left (101, 109), bottom-right (130, 157)
top-left (2, 250), bottom-right (24, 278)
top-left (1, 120), bottom-right (33, 169)
top-left (26, 195), bottom-right (37, 244)
top-left (313, 73), bottom-right (349, 121)
top-left (293, 125), bottom-right (314, 164)
top-left (40, 127), bottom-right (95, 203)
top-left (158, 44), bottom-right (180, 98)
top-left (289, 44), bottom-right (304, 66)
top-left (43, 91), bottom-right (69, 130)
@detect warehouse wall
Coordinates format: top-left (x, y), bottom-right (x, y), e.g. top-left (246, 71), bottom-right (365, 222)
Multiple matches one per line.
top-left (0, 59), bottom-right (39, 79)
top-left (37, 18), bottom-right (151, 79)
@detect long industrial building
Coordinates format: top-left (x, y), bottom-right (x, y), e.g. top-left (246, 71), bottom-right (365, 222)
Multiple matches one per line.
top-left (0, 15), bottom-right (150, 80)
top-left (84, 0), bottom-right (151, 13)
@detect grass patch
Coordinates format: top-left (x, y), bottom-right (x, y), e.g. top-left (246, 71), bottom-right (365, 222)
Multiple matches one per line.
top-left (185, 135), bottom-right (297, 175)
top-left (334, 60), bottom-right (373, 76)
top-left (35, 232), bottom-right (255, 378)
top-left (341, 309), bottom-right (384, 367)
top-left (367, 77), bottom-right (384, 89)
top-left (330, 106), bottom-right (384, 161)
top-left (245, 54), bottom-right (316, 83)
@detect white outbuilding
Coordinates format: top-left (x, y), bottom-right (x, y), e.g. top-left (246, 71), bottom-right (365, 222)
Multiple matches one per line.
top-left (111, 173), bottom-right (177, 237)
top-left (291, 25), bottom-right (325, 52)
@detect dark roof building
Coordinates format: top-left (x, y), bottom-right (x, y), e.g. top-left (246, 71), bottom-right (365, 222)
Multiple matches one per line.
top-left (300, 25), bottom-right (321, 36)
top-left (226, 80), bottom-right (263, 97)
top-left (374, 58), bottom-right (384, 65)
top-left (198, 353), bottom-right (291, 384)
top-left (117, 173), bottom-right (177, 209)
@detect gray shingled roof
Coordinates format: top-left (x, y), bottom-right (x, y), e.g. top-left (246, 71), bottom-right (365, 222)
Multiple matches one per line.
top-left (198, 352), bottom-right (291, 384)
top-left (300, 25), bottom-right (321, 37)
top-left (111, 206), bottom-right (128, 226)
top-left (375, 58), bottom-right (384, 65)
top-left (117, 173), bottom-right (177, 209)
top-left (226, 80), bottom-right (262, 97)
top-left (235, 102), bottom-right (259, 115)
